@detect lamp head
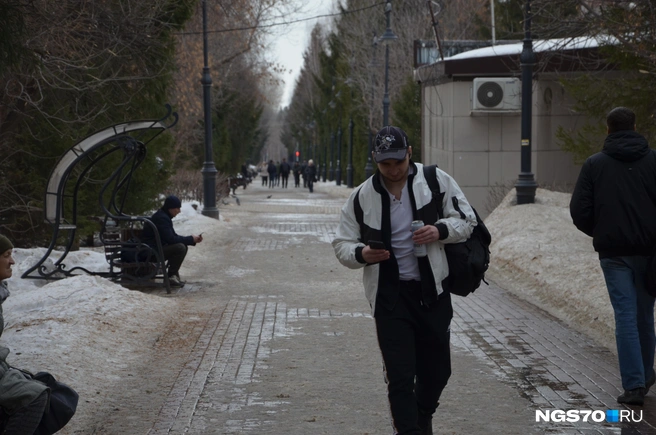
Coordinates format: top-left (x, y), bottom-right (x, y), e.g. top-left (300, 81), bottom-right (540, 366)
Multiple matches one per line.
top-left (380, 28), bottom-right (398, 45)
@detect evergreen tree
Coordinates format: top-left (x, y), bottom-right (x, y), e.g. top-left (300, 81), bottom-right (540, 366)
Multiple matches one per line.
top-left (0, 0), bottom-right (196, 243)
top-left (392, 76), bottom-right (422, 163)
top-left (537, 2), bottom-right (656, 160)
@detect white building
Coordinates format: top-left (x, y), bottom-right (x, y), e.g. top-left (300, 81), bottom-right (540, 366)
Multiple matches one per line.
top-left (415, 38), bottom-right (609, 215)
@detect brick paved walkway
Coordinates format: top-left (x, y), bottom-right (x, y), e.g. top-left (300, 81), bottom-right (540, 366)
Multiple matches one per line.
top-left (146, 182), bottom-right (655, 435)
top-left (453, 285), bottom-right (656, 434)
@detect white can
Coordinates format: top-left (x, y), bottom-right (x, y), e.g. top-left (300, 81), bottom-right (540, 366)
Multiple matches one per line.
top-left (411, 220), bottom-right (427, 257)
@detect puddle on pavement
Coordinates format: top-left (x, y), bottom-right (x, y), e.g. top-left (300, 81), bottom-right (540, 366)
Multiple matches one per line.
top-left (453, 323), bottom-right (655, 434)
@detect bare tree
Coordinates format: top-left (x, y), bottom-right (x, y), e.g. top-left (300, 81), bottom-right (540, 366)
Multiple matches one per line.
top-left (326, 0), bottom-right (434, 131)
top-left (0, 0), bottom-right (190, 141)
top-left (170, 0), bottom-right (300, 166)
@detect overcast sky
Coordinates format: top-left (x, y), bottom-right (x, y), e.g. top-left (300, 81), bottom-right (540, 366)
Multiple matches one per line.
top-left (266, 0), bottom-right (338, 108)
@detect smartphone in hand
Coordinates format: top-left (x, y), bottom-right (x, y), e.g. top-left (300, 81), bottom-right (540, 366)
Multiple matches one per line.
top-left (368, 240), bottom-right (385, 250)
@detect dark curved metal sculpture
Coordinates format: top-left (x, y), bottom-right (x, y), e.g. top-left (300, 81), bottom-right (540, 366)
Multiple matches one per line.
top-left (22, 105), bottom-right (179, 293)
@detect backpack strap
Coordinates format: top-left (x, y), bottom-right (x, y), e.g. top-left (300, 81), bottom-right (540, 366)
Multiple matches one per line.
top-left (450, 196), bottom-right (466, 220)
top-left (423, 165), bottom-right (444, 219)
top-left (353, 186), bottom-right (365, 239)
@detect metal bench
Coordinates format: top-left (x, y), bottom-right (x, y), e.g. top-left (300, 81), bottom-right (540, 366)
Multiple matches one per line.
top-left (21, 105), bottom-right (178, 292)
top-left (100, 217), bottom-right (171, 293)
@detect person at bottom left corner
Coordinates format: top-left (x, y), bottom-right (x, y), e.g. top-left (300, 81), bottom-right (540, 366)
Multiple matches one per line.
top-left (141, 195), bottom-right (203, 287)
top-left (0, 235), bottom-right (50, 435)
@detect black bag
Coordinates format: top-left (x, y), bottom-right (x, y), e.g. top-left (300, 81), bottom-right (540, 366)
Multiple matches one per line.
top-left (33, 371), bottom-right (79, 435)
top-left (423, 165), bottom-right (492, 297)
top-left (646, 249), bottom-right (656, 297)
top-left (12, 369), bottom-right (79, 435)
top-left (119, 238), bottom-right (152, 263)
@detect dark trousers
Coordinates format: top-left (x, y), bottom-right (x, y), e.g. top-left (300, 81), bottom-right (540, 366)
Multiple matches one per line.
top-left (268, 174), bottom-right (275, 188)
top-left (294, 173), bottom-right (300, 187)
top-left (163, 243), bottom-right (188, 276)
top-left (307, 179), bottom-right (314, 193)
top-left (375, 281), bottom-right (452, 435)
top-left (281, 173), bottom-right (289, 188)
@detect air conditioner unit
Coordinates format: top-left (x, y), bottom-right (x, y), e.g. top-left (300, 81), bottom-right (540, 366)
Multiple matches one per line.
top-left (472, 78), bottom-right (521, 111)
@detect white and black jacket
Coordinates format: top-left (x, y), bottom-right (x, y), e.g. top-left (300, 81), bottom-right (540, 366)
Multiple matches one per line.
top-left (332, 162), bottom-right (476, 315)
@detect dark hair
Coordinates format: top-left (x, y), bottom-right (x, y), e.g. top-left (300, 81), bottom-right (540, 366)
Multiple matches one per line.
top-left (606, 107), bottom-right (635, 133)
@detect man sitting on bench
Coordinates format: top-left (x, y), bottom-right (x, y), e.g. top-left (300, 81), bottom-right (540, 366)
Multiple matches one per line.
top-left (141, 195), bottom-right (202, 287)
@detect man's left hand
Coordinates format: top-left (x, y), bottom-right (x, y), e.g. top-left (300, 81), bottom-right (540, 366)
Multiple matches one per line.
top-left (412, 225), bottom-right (439, 245)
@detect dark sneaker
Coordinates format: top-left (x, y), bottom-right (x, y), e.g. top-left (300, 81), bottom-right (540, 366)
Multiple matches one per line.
top-left (172, 274), bottom-right (186, 285)
top-left (617, 388), bottom-right (646, 406)
top-left (647, 369), bottom-right (656, 394)
top-left (168, 275), bottom-right (184, 287)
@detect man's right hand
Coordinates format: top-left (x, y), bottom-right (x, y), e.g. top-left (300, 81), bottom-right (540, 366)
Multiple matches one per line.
top-left (193, 234), bottom-right (203, 243)
top-left (362, 245), bottom-right (390, 264)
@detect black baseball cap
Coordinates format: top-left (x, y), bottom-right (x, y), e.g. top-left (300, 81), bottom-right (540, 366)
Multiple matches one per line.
top-left (373, 126), bottom-right (409, 162)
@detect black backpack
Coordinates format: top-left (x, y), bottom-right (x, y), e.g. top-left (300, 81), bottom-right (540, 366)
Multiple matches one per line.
top-left (423, 165), bottom-right (491, 296)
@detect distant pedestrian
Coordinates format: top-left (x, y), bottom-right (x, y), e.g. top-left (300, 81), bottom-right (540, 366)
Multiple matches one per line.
top-left (305, 159), bottom-right (317, 193)
top-left (259, 163), bottom-right (268, 186)
top-left (267, 160), bottom-right (276, 188)
top-left (332, 126), bottom-right (477, 434)
top-left (293, 161), bottom-right (301, 188)
top-left (570, 106), bottom-right (656, 406)
top-left (301, 160), bottom-right (308, 187)
top-left (280, 158), bottom-right (291, 188)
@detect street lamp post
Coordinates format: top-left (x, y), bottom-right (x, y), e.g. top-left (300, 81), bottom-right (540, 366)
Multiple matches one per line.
top-left (336, 124), bottom-right (342, 186)
top-left (515, 0), bottom-right (538, 204)
top-left (323, 133), bottom-right (328, 182)
top-left (329, 132), bottom-right (335, 181)
top-left (380, 2), bottom-right (398, 126)
top-left (347, 115), bottom-right (354, 188)
top-left (365, 33), bottom-right (378, 179)
top-left (200, 0), bottom-right (219, 218)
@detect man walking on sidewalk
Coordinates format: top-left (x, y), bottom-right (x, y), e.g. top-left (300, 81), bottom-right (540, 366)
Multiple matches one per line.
top-left (332, 126), bottom-right (476, 434)
top-left (305, 159), bottom-right (317, 193)
top-left (279, 158), bottom-right (291, 188)
top-left (570, 106), bottom-right (656, 406)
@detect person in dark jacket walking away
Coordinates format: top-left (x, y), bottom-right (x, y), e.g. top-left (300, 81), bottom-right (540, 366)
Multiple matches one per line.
top-left (141, 195), bottom-right (202, 287)
top-left (293, 161), bottom-right (301, 187)
top-left (279, 158), bottom-right (291, 188)
top-left (332, 126), bottom-right (476, 434)
top-left (570, 107), bottom-right (656, 406)
top-left (0, 235), bottom-right (50, 434)
top-left (305, 159), bottom-right (317, 193)
top-left (267, 160), bottom-right (276, 188)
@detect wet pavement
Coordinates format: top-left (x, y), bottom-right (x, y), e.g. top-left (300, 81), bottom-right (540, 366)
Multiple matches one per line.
top-left (144, 181), bottom-right (656, 435)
